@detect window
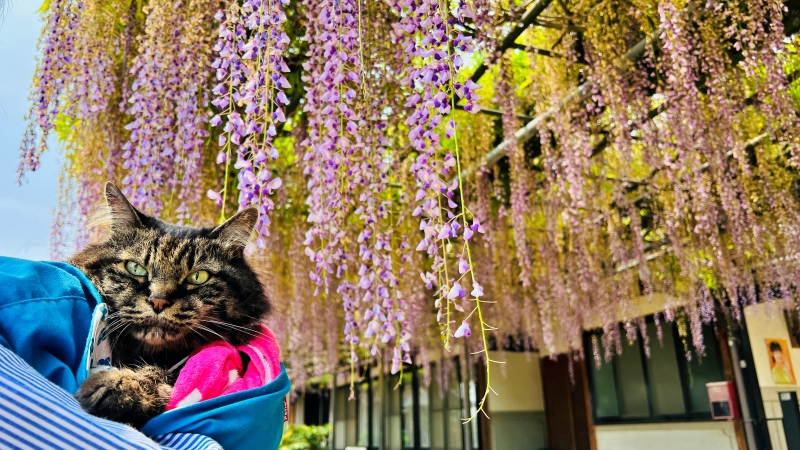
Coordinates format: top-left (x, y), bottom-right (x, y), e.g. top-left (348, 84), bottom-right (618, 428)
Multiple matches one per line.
top-left (372, 374), bottom-right (383, 449)
top-left (427, 364), bottom-right (464, 450)
top-left (333, 385), bottom-right (357, 450)
top-left (467, 370), bottom-right (480, 450)
top-left (358, 381), bottom-right (370, 447)
top-left (332, 362), bottom-right (471, 450)
top-left (386, 374), bottom-right (403, 450)
top-left (402, 372), bottom-right (415, 449)
top-left (585, 318), bottom-right (726, 424)
top-left (333, 377), bottom-right (378, 450)
top-left (419, 370), bottom-right (431, 449)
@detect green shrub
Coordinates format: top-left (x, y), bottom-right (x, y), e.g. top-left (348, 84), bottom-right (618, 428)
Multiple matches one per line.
top-left (279, 424), bottom-right (330, 450)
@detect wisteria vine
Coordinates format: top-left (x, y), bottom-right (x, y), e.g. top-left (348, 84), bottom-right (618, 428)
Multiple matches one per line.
top-left (20, 0), bottom-right (800, 417)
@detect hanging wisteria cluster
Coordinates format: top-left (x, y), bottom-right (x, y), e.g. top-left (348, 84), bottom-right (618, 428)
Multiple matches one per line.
top-left (20, 0), bottom-right (800, 412)
top-left (208, 0), bottom-right (289, 244)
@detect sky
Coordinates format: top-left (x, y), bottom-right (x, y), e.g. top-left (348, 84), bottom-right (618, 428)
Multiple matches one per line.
top-left (0, 1), bottom-right (61, 261)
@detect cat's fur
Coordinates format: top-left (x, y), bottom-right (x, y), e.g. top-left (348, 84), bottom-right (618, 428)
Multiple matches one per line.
top-left (70, 182), bottom-right (270, 428)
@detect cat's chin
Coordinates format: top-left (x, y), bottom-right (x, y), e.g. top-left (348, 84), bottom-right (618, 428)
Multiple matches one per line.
top-left (129, 321), bottom-right (189, 349)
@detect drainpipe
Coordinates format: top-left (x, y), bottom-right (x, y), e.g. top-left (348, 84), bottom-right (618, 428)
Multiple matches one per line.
top-left (729, 336), bottom-right (758, 450)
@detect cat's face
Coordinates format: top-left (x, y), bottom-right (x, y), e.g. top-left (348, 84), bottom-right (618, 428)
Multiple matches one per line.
top-left (70, 183), bottom-right (269, 354)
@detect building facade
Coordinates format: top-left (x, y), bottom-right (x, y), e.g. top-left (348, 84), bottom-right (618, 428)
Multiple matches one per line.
top-left (289, 301), bottom-right (800, 450)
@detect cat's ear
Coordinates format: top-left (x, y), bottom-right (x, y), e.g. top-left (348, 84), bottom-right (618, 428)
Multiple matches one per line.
top-left (210, 208), bottom-right (258, 249)
top-left (104, 182), bottom-right (145, 231)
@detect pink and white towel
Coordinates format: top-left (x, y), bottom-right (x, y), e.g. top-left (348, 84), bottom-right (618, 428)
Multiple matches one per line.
top-left (166, 324), bottom-right (281, 411)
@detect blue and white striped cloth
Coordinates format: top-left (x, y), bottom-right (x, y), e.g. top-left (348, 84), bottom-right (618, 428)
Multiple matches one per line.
top-left (0, 345), bottom-right (222, 450)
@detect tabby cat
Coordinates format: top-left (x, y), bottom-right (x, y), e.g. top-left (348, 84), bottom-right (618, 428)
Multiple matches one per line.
top-left (70, 182), bottom-right (270, 428)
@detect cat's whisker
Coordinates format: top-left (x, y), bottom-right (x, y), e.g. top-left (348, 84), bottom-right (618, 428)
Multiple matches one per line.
top-left (201, 320), bottom-right (262, 335)
top-left (195, 324), bottom-right (229, 343)
top-left (201, 320), bottom-right (278, 344)
top-left (201, 319), bottom-right (264, 337)
top-left (106, 320), bottom-right (128, 334)
top-left (110, 323), bottom-right (132, 355)
top-left (104, 321), bottom-right (128, 336)
top-left (187, 325), bottom-right (212, 342)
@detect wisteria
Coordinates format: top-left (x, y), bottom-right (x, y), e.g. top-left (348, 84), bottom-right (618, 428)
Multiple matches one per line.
top-left (17, 0), bottom-right (77, 183)
top-left (209, 0), bottom-right (290, 243)
top-left (496, 56), bottom-right (533, 287)
top-left (121, 0), bottom-right (217, 218)
top-left (300, 0), bottom-right (364, 382)
top-left (19, 0), bottom-right (800, 415)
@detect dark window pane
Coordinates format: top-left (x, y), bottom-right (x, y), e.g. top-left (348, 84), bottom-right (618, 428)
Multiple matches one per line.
top-left (447, 409), bottom-right (463, 450)
top-left (358, 382), bottom-right (369, 446)
top-left (402, 372), bottom-right (415, 448)
top-left (388, 415), bottom-right (402, 450)
top-left (447, 367), bottom-right (463, 450)
top-left (387, 374), bottom-right (402, 450)
top-left (431, 410), bottom-right (445, 450)
top-left (346, 418), bottom-right (357, 446)
top-left (683, 325), bottom-right (725, 413)
top-left (347, 389), bottom-right (357, 421)
top-left (334, 387), bottom-right (349, 450)
top-left (447, 369), bottom-right (461, 409)
top-left (373, 377), bottom-right (383, 448)
top-left (468, 376), bottom-right (479, 450)
top-left (590, 358), bottom-right (619, 418)
top-left (389, 375), bottom-right (401, 414)
top-left (418, 370), bottom-right (431, 449)
top-left (431, 368), bottom-right (444, 410)
top-left (645, 323), bottom-right (686, 415)
top-left (334, 420), bottom-right (346, 450)
top-left (336, 386), bottom-right (348, 418)
top-left (615, 339), bottom-right (650, 418)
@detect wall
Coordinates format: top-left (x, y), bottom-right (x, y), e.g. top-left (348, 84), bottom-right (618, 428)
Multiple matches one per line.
top-left (744, 303), bottom-right (800, 450)
top-left (594, 422), bottom-right (739, 450)
top-left (541, 293), bottom-right (691, 356)
top-left (488, 351), bottom-right (547, 450)
top-left (488, 351), bottom-right (545, 412)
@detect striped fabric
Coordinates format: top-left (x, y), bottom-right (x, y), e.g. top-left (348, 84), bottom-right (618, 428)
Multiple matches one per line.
top-left (0, 345), bottom-right (222, 450)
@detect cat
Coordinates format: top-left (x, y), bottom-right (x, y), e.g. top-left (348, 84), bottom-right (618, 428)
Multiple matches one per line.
top-left (70, 182), bottom-right (270, 428)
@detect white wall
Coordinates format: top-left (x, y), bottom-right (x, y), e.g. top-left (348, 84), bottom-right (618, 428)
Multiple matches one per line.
top-left (488, 351), bottom-right (545, 412)
top-left (488, 351), bottom-right (548, 450)
top-left (595, 422), bottom-right (739, 450)
top-left (744, 303), bottom-right (800, 450)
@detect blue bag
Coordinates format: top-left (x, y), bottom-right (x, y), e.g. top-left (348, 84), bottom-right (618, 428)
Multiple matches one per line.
top-left (0, 256), bottom-right (290, 450)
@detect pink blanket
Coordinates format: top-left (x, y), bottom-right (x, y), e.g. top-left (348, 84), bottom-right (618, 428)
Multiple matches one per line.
top-left (166, 324), bottom-right (281, 411)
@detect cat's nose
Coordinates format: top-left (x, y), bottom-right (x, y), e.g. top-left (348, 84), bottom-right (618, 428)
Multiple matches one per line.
top-left (148, 297), bottom-right (172, 313)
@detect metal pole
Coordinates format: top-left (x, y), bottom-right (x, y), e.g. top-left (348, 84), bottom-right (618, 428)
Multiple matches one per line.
top-left (728, 336), bottom-right (758, 450)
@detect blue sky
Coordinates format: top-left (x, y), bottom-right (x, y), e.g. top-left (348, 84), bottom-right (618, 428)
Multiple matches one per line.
top-left (0, 2), bottom-right (60, 260)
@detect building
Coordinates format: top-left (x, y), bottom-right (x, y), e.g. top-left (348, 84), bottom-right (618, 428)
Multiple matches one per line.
top-left (288, 294), bottom-right (800, 450)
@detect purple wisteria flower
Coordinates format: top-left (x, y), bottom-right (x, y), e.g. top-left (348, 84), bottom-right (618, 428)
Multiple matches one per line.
top-left (394, 0), bottom-right (486, 348)
top-left (209, 0), bottom-right (290, 243)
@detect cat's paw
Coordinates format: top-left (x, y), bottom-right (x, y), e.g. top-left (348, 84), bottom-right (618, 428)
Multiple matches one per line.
top-left (75, 366), bottom-right (173, 428)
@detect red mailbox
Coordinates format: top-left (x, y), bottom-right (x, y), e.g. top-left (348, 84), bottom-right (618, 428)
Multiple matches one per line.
top-left (707, 381), bottom-right (740, 419)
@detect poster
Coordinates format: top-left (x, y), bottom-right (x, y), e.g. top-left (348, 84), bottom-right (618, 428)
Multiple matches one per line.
top-left (766, 338), bottom-right (796, 385)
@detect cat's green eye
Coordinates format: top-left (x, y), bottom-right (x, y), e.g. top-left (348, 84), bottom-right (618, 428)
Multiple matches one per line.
top-left (125, 261), bottom-right (147, 277)
top-left (187, 270), bottom-right (210, 285)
